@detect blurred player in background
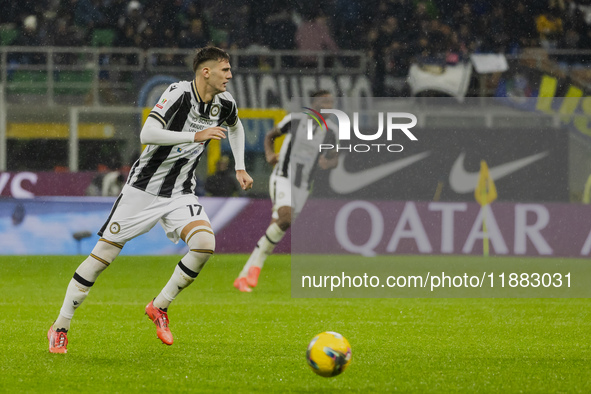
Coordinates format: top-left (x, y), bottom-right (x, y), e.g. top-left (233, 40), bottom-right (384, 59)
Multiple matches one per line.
top-left (48, 47), bottom-right (253, 353)
top-left (234, 90), bottom-right (337, 292)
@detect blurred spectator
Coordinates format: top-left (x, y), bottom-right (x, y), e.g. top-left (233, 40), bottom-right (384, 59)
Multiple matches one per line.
top-left (1, 0), bottom-right (589, 100)
top-left (228, 5), bottom-right (252, 49)
top-left (52, 18), bottom-right (83, 47)
top-left (10, 15), bottom-right (46, 64)
top-left (457, 24), bottom-right (478, 54)
top-left (563, 1), bottom-right (591, 50)
top-left (103, 0), bottom-right (128, 27)
top-left (16, 15), bottom-right (40, 46)
top-left (295, 13), bottom-right (338, 67)
top-left (205, 156), bottom-right (240, 197)
top-left (75, 0), bottom-right (108, 30)
top-left (370, 15), bottom-right (409, 95)
top-left (263, 5), bottom-right (297, 50)
top-left (179, 18), bottom-right (210, 49)
top-left (536, 6), bottom-right (564, 49)
top-left (333, 0), bottom-right (367, 50)
top-left (52, 18), bottom-right (84, 65)
top-left (507, 1), bottom-right (538, 52)
top-left (141, 26), bottom-right (159, 50)
top-left (480, 6), bottom-right (509, 52)
top-left (86, 168), bottom-right (125, 197)
top-left (453, 3), bottom-right (477, 37)
top-left (101, 171), bottom-right (125, 197)
top-left (2, 0), bottom-right (37, 26)
top-left (86, 155), bottom-right (127, 197)
top-left (116, 0), bottom-right (148, 47)
top-left (1, 0), bottom-right (583, 60)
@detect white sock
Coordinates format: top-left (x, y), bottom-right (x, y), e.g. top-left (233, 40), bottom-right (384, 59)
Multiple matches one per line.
top-left (240, 223), bottom-right (285, 276)
top-left (54, 256), bottom-right (109, 331)
top-left (153, 247), bottom-right (212, 310)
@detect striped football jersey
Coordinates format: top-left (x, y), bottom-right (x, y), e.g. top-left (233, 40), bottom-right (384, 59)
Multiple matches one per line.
top-left (127, 79), bottom-right (238, 197)
top-left (273, 112), bottom-right (337, 190)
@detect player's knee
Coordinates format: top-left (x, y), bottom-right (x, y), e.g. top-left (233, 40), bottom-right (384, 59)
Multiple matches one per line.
top-left (185, 226), bottom-right (216, 256)
top-left (89, 238), bottom-right (124, 268)
top-left (75, 239), bottom-right (123, 284)
top-left (276, 209), bottom-right (292, 231)
top-left (276, 218), bottom-right (291, 231)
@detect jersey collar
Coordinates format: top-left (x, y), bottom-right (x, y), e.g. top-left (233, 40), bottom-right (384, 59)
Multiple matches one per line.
top-left (191, 79), bottom-right (218, 104)
top-left (191, 79), bottom-right (202, 103)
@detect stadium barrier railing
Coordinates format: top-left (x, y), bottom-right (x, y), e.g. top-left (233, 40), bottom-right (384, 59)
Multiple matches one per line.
top-left (0, 46), bottom-right (144, 106)
top-left (0, 47), bottom-right (367, 106)
top-left (145, 48), bottom-right (367, 74)
top-left (0, 81), bottom-right (5, 171)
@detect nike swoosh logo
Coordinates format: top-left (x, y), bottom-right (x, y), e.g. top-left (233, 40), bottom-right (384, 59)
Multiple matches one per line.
top-left (449, 151), bottom-right (549, 194)
top-left (329, 151), bottom-right (431, 194)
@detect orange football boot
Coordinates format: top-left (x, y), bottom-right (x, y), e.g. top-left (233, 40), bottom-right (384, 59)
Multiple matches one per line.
top-left (145, 300), bottom-right (173, 345)
top-left (47, 325), bottom-right (68, 354)
top-left (233, 277), bottom-right (252, 292)
top-left (246, 266), bottom-right (261, 288)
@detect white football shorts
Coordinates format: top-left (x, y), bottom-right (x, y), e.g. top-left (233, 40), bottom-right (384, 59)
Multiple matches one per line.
top-left (269, 173), bottom-right (309, 220)
top-left (98, 184), bottom-right (210, 244)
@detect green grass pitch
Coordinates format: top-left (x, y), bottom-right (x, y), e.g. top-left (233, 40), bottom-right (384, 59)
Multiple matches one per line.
top-left (1, 255), bottom-right (590, 393)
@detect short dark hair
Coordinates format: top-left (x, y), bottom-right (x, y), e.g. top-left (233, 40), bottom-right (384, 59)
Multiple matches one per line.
top-left (311, 89), bottom-right (331, 98)
top-left (192, 47), bottom-right (230, 73)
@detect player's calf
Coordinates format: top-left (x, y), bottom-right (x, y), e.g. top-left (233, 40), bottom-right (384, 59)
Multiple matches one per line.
top-left (148, 225), bottom-right (215, 344)
top-left (153, 225), bottom-right (215, 310)
top-left (238, 220), bottom-right (286, 289)
top-left (52, 239), bottom-right (123, 332)
top-left (276, 206), bottom-right (292, 231)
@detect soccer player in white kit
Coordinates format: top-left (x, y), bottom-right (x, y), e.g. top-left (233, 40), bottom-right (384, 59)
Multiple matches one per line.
top-left (48, 47), bottom-right (253, 353)
top-left (234, 91), bottom-right (337, 292)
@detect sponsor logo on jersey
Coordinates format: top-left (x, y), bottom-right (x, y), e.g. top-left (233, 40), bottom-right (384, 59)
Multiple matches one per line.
top-left (189, 117), bottom-right (216, 133)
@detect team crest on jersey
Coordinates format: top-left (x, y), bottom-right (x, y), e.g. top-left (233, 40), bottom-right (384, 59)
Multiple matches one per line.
top-left (109, 222), bottom-right (121, 234)
top-left (210, 104), bottom-right (221, 117)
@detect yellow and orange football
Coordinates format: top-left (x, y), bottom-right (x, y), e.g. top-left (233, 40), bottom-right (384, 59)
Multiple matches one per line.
top-left (306, 331), bottom-right (352, 377)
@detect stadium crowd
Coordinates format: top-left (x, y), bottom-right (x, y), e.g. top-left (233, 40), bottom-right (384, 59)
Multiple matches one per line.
top-left (2, 1), bottom-right (590, 65)
top-left (1, 1), bottom-right (590, 98)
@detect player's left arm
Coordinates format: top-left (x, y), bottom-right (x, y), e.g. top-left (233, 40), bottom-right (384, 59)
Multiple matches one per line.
top-left (227, 119), bottom-right (253, 191)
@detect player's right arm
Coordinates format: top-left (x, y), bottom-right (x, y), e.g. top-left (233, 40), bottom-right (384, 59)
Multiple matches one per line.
top-left (141, 118), bottom-right (226, 145)
top-left (264, 127), bottom-right (282, 166)
top-left (318, 117), bottom-right (339, 169)
top-left (264, 114), bottom-right (292, 166)
top-left (141, 83), bottom-right (227, 146)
